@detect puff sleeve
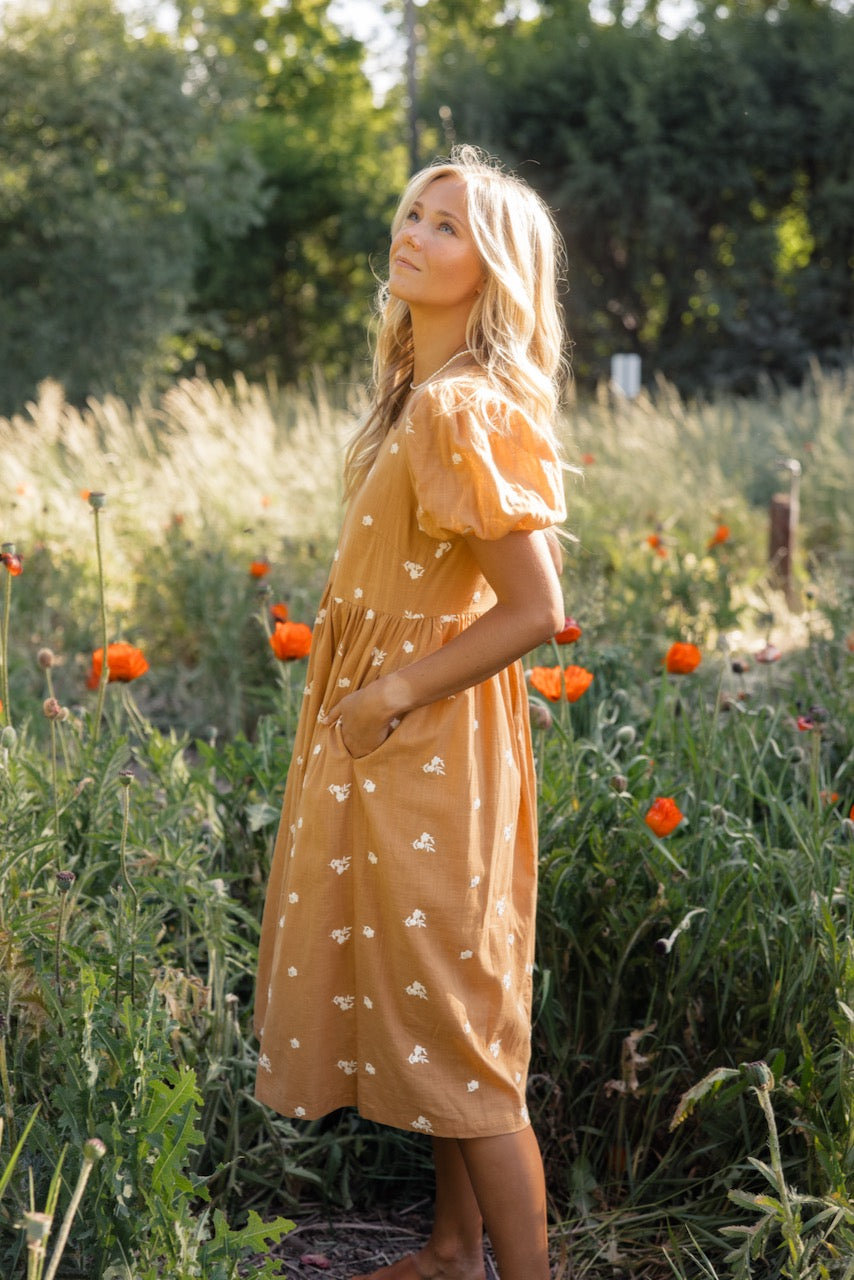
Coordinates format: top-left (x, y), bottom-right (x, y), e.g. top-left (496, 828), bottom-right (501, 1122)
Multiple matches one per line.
top-left (404, 380), bottom-right (566, 542)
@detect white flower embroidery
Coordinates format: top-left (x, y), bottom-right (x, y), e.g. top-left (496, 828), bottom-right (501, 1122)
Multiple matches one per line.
top-left (328, 783), bottom-right (351, 803)
top-left (390, 441), bottom-right (400, 454)
top-left (520, 1105), bottom-right (530, 1123)
top-left (406, 981), bottom-right (428, 999)
top-left (422, 756), bottom-right (445, 776)
top-left (466, 1080), bottom-right (480, 1092)
top-left (496, 897), bottom-right (507, 917)
top-left (473, 797), bottom-right (481, 810)
top-left (515, 1071), bottom-right (523, 1084)
top-left (451, 451), bottom-right (462, 464)
top-left (312, 744), bottom-right (322, 756)
top-left (403, 610), bottom-right (424, 619)
top-left (288, 966), bottom-right (298, 977)
top-left (290, 1037), bottom-right (300, 1048)
top-left (362, 925), bottom-right (375, 938)
top-left (303, 682), bottom-right (312, 696)
top-left (502, 972), bottom-right (512, 990)
top-left (329, 856), bottom-right (351, 875)
top-left (473, 719), bottom-right (479, 731)
top-left (489, 1040), bottom-right (501, 1058)
top-left (354, 587), bottom-right (363, 599)
top-left (408, 1045), bottom-right (429, 1064)
top-left (470, 875), bottom-right (481, 888)
top-left (404, 908), bottom-right (427, 928)
top-left (504, 824), bottom-right (513, 841)
top-left (363, 779), bottom-right (376, 793)
top-left (403, 561), bottom-right (425, 580)
top-left (278, 915), bottom-right (285, 928)
top-left (403, 640), bottom-right (415, 653)
top-left (333, 549), bottom-right (340, 561)
top-left (297, 817), bottom-right (303, 828)
top-left (507, 932), bottom-right (515, 946)
top-left (505, 749), bottom-right (515, 767)
top-left (337, 1060), bottom-right (358, 1075)
top-left (368, 850), bottom-right (378, 864)
top-left (525, 962), bottom-right (534, 976)
top-left (363, 996), bottom-right (373, 1008)
top-left (362, 514), bottom-right (374, 526)
top-left (316, 608), bottom-right (328, 622)
top-left (463, 1021), bottom-right (472, 1034)
top-left (365, 1062), bottom-right (376, 1074)
top-left (434, 541), bottom-right (452, 558)
top-left (471, 591), bottom-right (482, 603)
top-left (412, 832), bottom-right (436, 852)
top-left (258, 1053), bottom-right (272, 1073)
top-left (440, 614), bottom-right (459, 624)
top-left (288, 892), bottom-right (299, 903)
top-left (294, 1106), bottom-right (306, 1117)
top-left (333, 995), bottom-right (355, 1011)
top-left (460, 949), bottom-right (473, 959)
top-left (337, 677), bottom-right (351, 688)
top-left (366, 608), bottom-right (375, 619)
top-left (371, 647), bottom-right (387, 666)
top-left (330, 926), bottom-right (352, 945)
top-left (412, 1116), bottom-right (433, 1133)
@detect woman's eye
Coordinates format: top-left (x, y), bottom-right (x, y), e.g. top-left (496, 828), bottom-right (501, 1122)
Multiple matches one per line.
top-left (438, 221), bottom-right (455, 235)
top-left (406, 209), bottom-right (419, 222)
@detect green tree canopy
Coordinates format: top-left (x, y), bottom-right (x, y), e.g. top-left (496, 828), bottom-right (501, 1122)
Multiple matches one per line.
top-left (0, 0), bottom-right (264, 413)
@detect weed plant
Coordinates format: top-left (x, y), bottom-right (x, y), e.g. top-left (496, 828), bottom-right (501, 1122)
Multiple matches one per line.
top-left (0, 367), bottom-right (852, 1277)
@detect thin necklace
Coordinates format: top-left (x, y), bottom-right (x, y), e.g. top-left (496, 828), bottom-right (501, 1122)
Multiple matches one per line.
top-left (410, 347), bottom-right (472, 391)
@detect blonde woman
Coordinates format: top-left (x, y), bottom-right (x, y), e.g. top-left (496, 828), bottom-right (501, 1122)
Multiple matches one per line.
top-left (255, 146), bottom-right (567, 1280)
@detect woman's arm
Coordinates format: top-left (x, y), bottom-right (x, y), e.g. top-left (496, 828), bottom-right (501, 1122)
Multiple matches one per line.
top-left (328, 527), bottom-right (564, 759)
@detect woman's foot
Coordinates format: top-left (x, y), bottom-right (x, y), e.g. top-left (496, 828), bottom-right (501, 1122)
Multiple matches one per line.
top-left (351, 1241), bottom-right (486, 1280)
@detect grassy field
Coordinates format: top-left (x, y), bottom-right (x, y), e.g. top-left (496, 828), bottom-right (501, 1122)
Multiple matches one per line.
top-left (0, 367), bottom-right (852, 1278)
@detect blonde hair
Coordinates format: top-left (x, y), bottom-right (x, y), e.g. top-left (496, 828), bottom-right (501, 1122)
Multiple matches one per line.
top-left (343, 145), bottom-right (568, 498)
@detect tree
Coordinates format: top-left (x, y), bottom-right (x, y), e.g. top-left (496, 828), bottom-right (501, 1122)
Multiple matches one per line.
top-left (173, 0), bottom-right (408, 385)
top-left (0, 0), bottom-right (264, 414)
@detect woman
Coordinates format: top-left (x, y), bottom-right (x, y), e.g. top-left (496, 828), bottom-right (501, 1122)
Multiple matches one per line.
top-left (255, 145), bottom-right (567, 1280)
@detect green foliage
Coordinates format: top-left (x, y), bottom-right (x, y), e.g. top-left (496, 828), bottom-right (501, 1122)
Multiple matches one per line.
top-left (0, 0), bottom-right (265, 415)
top-left (0, 369), bottom-right (852, 1275)
top-left (419, 4), bottom-right (854, 391)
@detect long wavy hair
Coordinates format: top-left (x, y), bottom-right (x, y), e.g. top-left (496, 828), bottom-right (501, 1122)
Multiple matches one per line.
top-left (343, 145), bottom-right (569, 499)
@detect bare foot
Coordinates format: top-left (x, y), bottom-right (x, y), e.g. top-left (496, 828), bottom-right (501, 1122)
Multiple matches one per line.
top-left (351, 1243), bottom-right (486, 1280)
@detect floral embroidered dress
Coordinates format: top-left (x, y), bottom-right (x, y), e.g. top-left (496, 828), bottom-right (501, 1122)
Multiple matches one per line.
top-left (254, 374), bottom-right (566, 1138)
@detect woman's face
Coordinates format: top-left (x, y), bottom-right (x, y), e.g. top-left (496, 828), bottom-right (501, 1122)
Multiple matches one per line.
top-left (388, 175), bottom-right (486, 316)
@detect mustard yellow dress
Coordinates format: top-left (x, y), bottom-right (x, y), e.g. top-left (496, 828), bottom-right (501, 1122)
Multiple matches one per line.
top-left (254, 375), bottom-right (566, 1138)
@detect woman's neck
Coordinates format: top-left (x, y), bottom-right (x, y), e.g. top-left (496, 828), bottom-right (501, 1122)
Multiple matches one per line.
top-left (409, 312), bottom-right (472, 389)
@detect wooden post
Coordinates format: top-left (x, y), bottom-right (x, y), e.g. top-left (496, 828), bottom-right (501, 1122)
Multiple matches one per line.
top-left (769, 459), bottom-right (801, 609)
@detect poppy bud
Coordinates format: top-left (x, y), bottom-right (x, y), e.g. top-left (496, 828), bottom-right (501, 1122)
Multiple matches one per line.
top-left (37, 647), bottom-right (56, 669)
top-left (87, 492), bottom-right (107, 510)
top-left (56, 870), bottom-right (76, 893)
top-left (43, 697), bottom-right (63, 720)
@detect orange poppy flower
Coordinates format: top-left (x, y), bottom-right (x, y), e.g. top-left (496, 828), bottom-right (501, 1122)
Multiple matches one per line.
top-left (0, 551), bottom-right (23, 576)
top-left (269, 620), bottom-right (312, 661)
top-left (86, 642), bottom-right (149, 689)
top-left (564, 665), bottom-right (594, 702)
top-left (645, 797), bottom-right (684, 837)
top-left (665, 642), bottom-right (702, 675)
top-left (820, 790), bottom-right (839, 805)
top-left (581, 453), bottom-right (595, 466)
top-left (555, 617), bottom-right (582, 644)
top-left (270, 602), bottom-right (289, 623)
top-left (528, 666), bottom-right (563, 702)
top-left (796, 714), bottom-right (815, 731)
top-left (249, 558), bottom-right (271, 578)
top-left (707, 524), bottom-right (730, 548)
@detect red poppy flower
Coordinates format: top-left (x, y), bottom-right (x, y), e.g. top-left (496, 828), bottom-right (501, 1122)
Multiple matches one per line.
top-left (565, 665), bottom-right (594, 702)
top-left (581, 453), bottom-right (595, 466)
top-left (646, 533), bottom-right (667, 557)
top-left (0, 551), bottom-right (23, 576)
top-left (755, 643), bottom-right (781, 664)
top-left (86, 642), bottom-right (149, 689)
top-left (270, 602), bottom-right (289, 624)
top-left (249, 558), bottom-right (271, 578)
top-left (665, 642), bottom-right (702, 675)
top-left (269, 620), bottom-right (312, 661)
top-left (528, 666), bottom-right (563, 702)
top-left (645, 797), bottom-right (684, 837)
top-left (555, 617), bottom-right (582, 644)
top-left (796, 715), bottom-right (815, 731)
top-left (707, 524), bottom-right (730, 548)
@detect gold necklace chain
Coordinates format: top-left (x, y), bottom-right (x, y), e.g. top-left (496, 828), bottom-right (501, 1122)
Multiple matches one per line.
top-left (410, 348), bottom-right (472, 391)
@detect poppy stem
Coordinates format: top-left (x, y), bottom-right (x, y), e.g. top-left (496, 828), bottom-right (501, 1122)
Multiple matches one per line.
top-left (1, 570), bottom-right (11, 726)
top-left (91, 507), bottom-right (110, 743)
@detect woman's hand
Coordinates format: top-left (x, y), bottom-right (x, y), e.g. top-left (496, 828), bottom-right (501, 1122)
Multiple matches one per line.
top-left (324, 682), bottom-right (399, 760)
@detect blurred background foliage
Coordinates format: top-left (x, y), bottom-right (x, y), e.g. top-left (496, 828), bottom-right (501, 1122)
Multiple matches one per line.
top-left (0, 0), bottom-right (852, 414)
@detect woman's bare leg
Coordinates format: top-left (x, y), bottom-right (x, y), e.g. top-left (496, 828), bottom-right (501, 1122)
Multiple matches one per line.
top-left (351, 1137), bottom-right (485, 1279)
top-left (457, 1125), bottom-right (550, 1280)
top-left (352, 1126), bottom-right (548, 1280)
